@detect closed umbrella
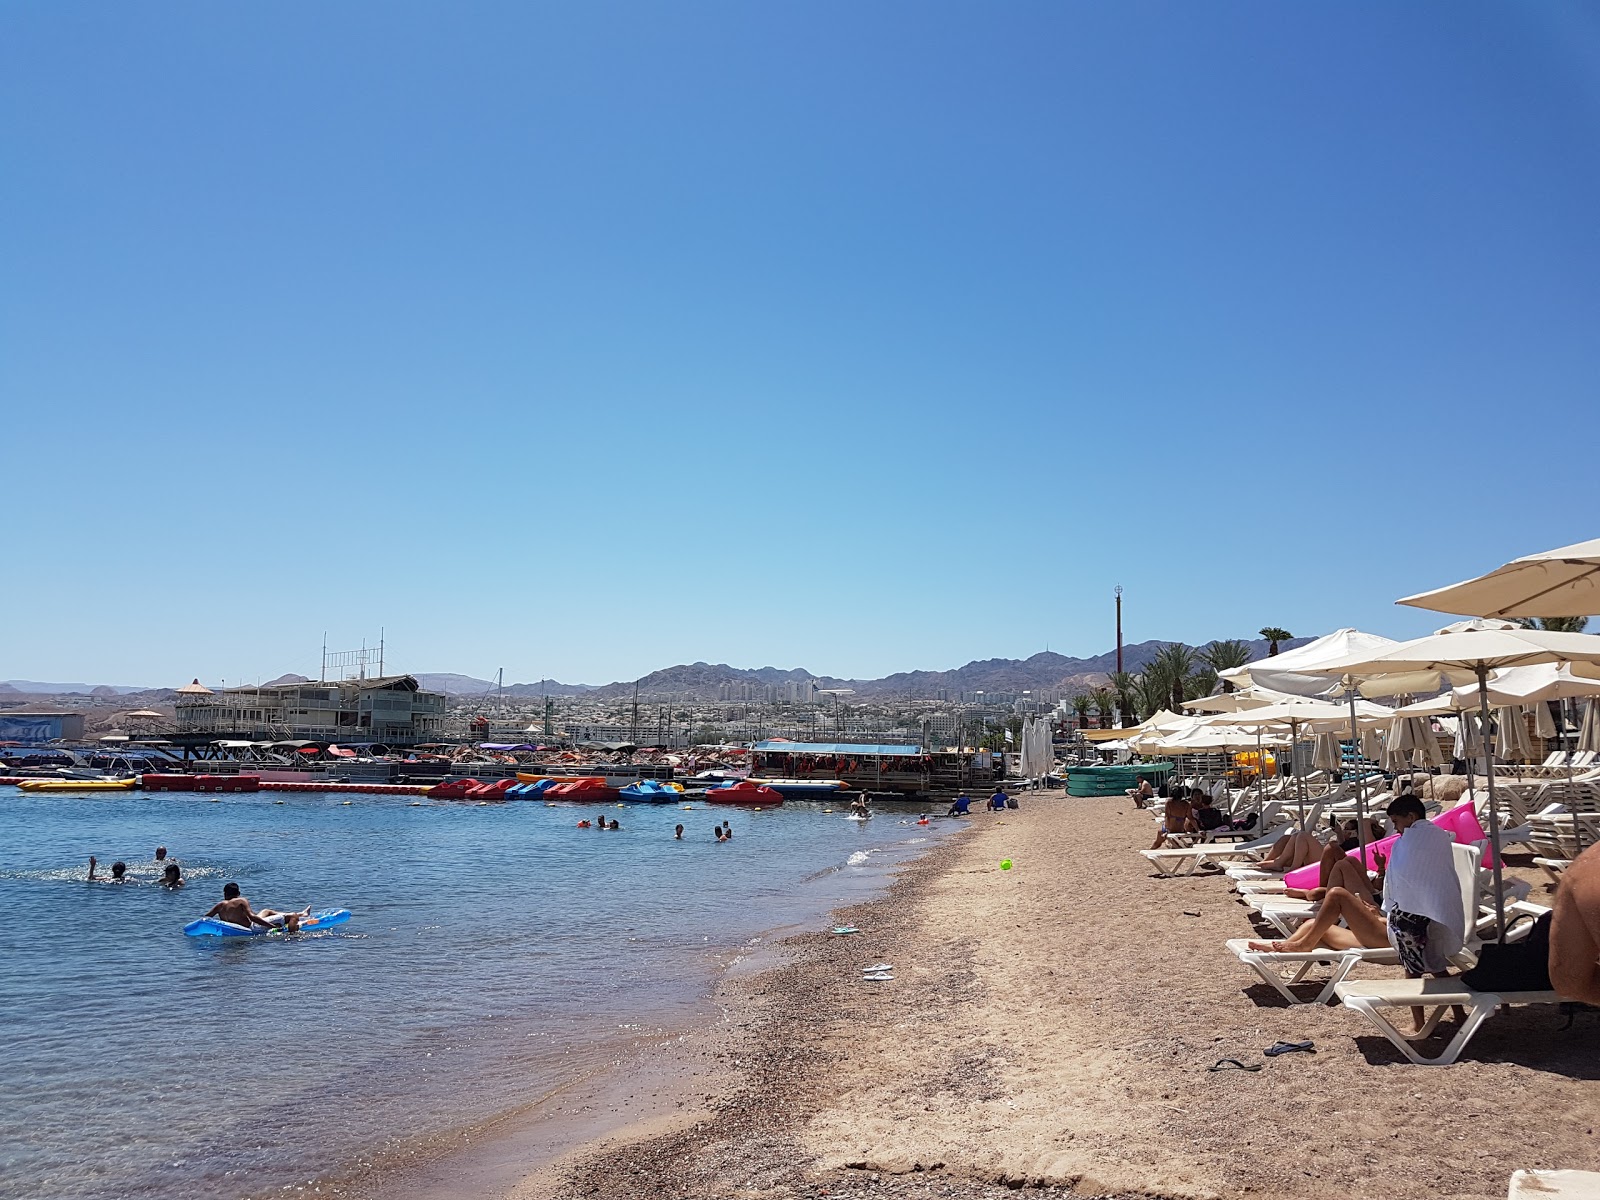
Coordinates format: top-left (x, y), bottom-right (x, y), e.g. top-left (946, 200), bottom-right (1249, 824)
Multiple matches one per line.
top-left (1495, 706), bottom-right (1534, 763)
top-left (1534, 700), bottom-right (1558, 741)
top-left (1581, 700), bottom-right (1600, 755)
top-left (1360, 724), bottom-right (1384, 762)
top-left (1453, 713), bottom-right (1484, 764)
top-left (1314, 732), bottom-right (1342, 772)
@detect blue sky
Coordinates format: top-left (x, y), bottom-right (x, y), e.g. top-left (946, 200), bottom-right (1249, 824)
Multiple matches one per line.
top-left (4, 3), bottom-right (1598, 688)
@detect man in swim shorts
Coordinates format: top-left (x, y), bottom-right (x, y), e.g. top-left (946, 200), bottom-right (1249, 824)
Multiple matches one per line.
top-left (203, 883), bottom-right (310, 932)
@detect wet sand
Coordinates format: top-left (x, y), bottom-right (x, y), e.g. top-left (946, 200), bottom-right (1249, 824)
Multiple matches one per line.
top-left (487, 793), bottom-right (1600, 1200)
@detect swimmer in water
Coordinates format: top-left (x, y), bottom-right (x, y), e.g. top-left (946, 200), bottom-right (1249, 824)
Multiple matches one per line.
top-left (674, 824), bottom-right (684, 840)
top-left (155, 846), bottom-right (168, 862)
top-left (608, 819), bottom-right (621, 830)
top-left (88, 857), bottom-right (127, 883)
top-left (161, 863), bottom-right (184, 888)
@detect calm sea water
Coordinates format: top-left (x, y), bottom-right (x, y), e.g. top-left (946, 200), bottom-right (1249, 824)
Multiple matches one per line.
top-left (0, 787), bottom-right (949, 1199)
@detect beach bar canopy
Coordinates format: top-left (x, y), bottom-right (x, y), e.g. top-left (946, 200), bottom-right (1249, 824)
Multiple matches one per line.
top-left (751, 741), bottom-right (921, 757)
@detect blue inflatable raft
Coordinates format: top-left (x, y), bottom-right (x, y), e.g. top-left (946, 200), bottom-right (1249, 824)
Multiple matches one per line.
top-left (183, 909), bottom-right (352, 938)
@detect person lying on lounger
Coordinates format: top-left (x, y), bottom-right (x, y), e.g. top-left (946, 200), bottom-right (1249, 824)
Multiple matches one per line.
top-left (1246, 885), bottom-right (1389, 954)
top-left (1280, 839), bottom-right (1378, 904)
top-left (1252, 830), bottom-right (1327, 874)
top-left (1551, 843), bottom-right (1600, 1006)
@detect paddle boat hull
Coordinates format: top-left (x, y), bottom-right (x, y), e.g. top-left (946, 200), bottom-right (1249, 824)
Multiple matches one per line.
top-left (705, 782), bottom-right (784, 806)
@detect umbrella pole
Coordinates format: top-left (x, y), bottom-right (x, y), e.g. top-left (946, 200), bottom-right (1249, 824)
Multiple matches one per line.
top-left (1347, 683), bottom-right (1368, 860)
top-left (1476, 665), bottom-right (1506, 942)
top-left (1293, 719), bottom-right (1307, 830)
top-left (1461, 707), bottom-right (1477, 818)
top-left (1568, 698), bottom-right (1583, 853)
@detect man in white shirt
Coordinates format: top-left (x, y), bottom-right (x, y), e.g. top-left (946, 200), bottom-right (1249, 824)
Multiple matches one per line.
top-left (1378, 794), bottom-right (1467, 978)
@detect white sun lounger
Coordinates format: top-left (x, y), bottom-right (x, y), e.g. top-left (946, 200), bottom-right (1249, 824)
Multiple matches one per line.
top-left (1231, 844), bottom-right (1483, 1007)
top-left (1333, 976), bottom-right (1565, 1066)
top-left (1140, 822), bottom-right (1292, 877)
top-left (1508, 1169), bottom-right (1600, 1200)
top-left (1227, 938), bottom-right (1401, 1005)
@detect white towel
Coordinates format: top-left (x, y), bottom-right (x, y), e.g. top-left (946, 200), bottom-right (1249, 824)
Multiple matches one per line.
top-left (1381, 819), bottom-right (1465, 958)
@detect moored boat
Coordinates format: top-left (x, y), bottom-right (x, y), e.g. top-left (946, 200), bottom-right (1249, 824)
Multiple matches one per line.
top-left (18, 777), bottom-right (139, 792)
top-left (705, 781), bottom-right (784, 806)
top-left (426, 778), bottom-right (482, 799)
top-left (747, 778), bottom-right (847, 799)
top-left (545, 777), bottom-right (617, 800)
top-left (618, 780), bottom-right (681, 802)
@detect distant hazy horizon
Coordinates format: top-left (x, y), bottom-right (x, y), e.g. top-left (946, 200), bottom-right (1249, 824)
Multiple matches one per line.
top-left (5, 4), bottom-right (1596, 685)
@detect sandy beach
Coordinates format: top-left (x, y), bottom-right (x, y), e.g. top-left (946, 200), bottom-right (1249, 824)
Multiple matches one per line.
top-left (500, 795), bottom-right (1600, 1200)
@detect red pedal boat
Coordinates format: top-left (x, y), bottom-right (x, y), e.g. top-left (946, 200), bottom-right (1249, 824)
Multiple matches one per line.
top-left (706, 781), bottom-right (784, 806)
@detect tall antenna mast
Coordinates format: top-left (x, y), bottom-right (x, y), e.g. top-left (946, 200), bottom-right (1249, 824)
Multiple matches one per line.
top-left (1115, 585), bottom-right (1124, 676)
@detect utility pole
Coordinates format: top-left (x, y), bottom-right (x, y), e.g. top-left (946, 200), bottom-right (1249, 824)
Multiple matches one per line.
top-left (1115, 585), bottom-right (1124, 676)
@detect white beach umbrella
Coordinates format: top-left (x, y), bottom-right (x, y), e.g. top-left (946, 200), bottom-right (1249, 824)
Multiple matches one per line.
top-left (1314, 732), bottom-right (1343, 772)
top-left (1219, 629), bottom-right (1416, 698)
top-left (1452, 713), bottom-right (1484, 763)
top-left (1306, 625), bottom-right (1600, 936)
top-left (1581, 701), bottom-right (1600, 755)
top-left (1534, 700), bottom-right (1558, 741)
top-left (1397, 537), bottom-right (1600, 620)
top-left (1495, 706), bottom-right (1534, 762)
top-left (1136, 709), bottom-right (1192, 731)
top-left (1360, 724), bottom-right (1384, 762)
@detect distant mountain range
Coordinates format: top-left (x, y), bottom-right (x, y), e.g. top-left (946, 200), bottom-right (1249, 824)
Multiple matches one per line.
top-left (2, 635), bottom-right (1311, 705)
top-left (415, 635), bottom-right (1312, 701)
top-left (1, 680), bottom-right (148, 696)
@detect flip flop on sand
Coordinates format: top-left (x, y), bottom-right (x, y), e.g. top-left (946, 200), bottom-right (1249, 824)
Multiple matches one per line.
top-left (1263, 1040), bottom-right (1316, 1057)
top-left (831, 926), bottom-right (860, 935)
top-left (862, 963), bottom-right (893, 973)
top-left (1207, 1058), bottom-right (1262, 1072)
top-left (862, 972), bottom-right (894, 982)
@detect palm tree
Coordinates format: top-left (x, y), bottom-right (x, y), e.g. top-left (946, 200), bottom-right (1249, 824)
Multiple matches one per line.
top-left (1134, 671), bottom-right (1168, 721)
top-left (1089, 687), bottom-right (1116, 729)
top-left (1110, 670), bottom-right (1139, 729)
top-left (1517, 616), bottom-right (1590, 633)
top-left (1070, 693), bottom-right (1094, 731)
top-left (1200, 639), bottom-right (1253, 692)
top-left (1259, 627), bottom-right (1293, 656)
top-left (1151, 643), bottom-right (1197, 713)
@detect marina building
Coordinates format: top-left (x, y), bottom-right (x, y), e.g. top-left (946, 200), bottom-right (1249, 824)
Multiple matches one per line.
top-left (175, 675), bottom-right (447, 744)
